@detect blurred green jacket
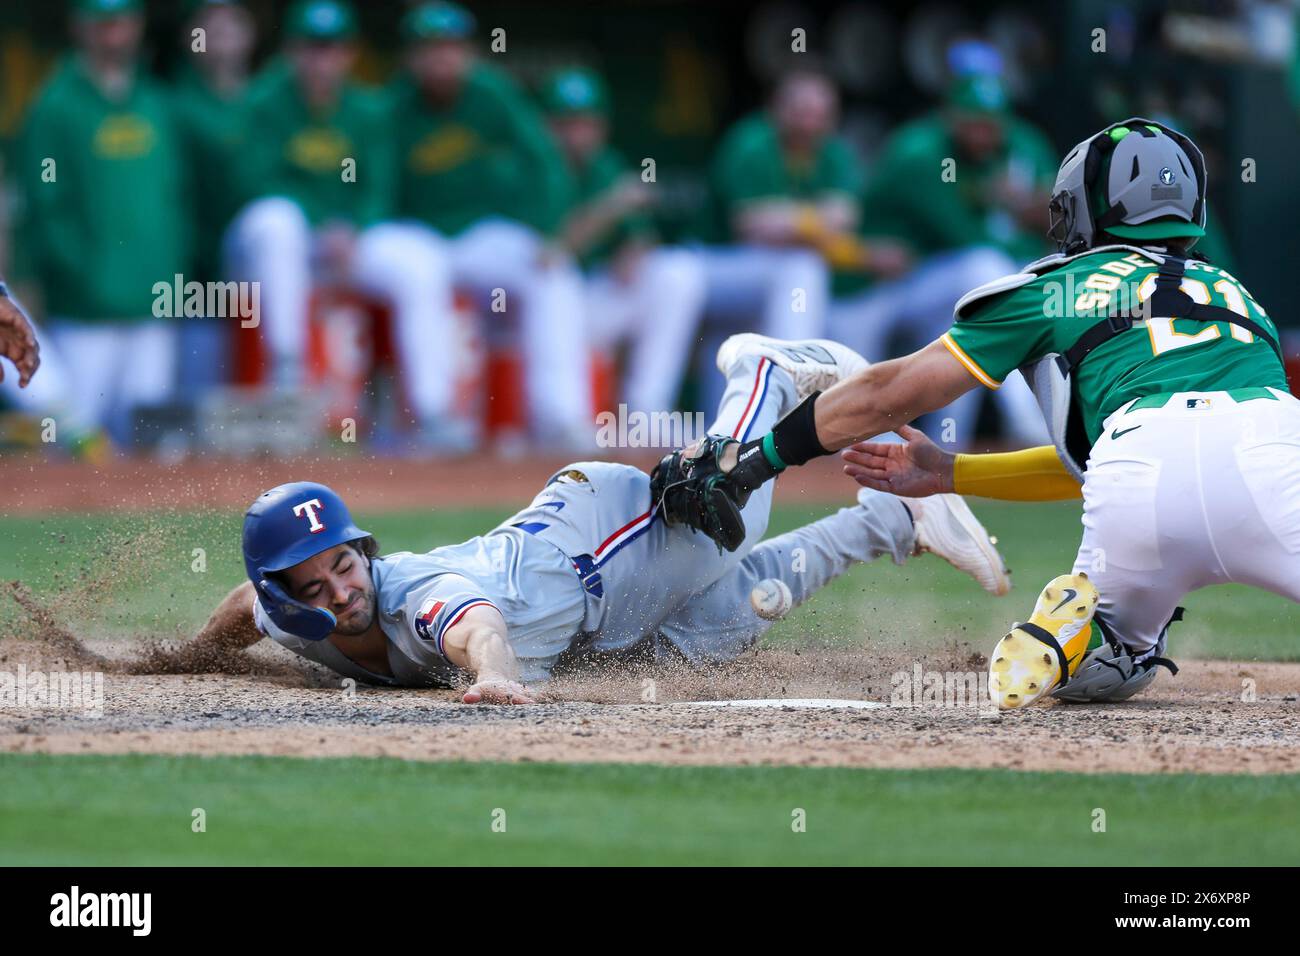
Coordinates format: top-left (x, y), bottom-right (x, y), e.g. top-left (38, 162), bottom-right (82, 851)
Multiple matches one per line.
top-left (566, 145), bottom-right (654, 269)
top-left (169, 65), bottom-right (249, 280)
top-left (18, 56), bottom-right (189, 320)
top-left (389, 63), bottom-right (575, 237)
top-left (240, 60), bottom-right (392, 228)
top-left (861, 113), bottom-right (1057, 263)
top-left (699, 112), bottom-right (862, 243)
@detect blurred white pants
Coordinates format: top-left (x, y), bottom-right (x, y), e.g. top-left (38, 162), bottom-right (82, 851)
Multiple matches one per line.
top-left (0, 310), bottom-right (97, 439)
top-left (585, 247), bottom-right (707, 413)
top-left (44, 318), bottom-right (176, 444)
top-left (225, 197), bottom-right (313, 382)
top-left (355, 218), bottom-right (593, 445)
top-left (695, 244), bottom-right (829, 340)
top-left (227, 197), bottom-right (594, 445)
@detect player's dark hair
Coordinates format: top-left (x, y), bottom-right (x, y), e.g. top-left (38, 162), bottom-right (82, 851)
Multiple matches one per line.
top-left (351, 536), bottom-right (380, 561)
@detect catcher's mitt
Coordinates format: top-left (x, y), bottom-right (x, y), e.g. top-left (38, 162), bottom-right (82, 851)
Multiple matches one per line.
top-left (649, 436), bottom-right (749, 552)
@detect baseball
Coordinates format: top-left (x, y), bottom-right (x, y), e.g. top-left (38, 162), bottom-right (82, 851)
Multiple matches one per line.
top-left (750, 578), bottom-right (793, 621)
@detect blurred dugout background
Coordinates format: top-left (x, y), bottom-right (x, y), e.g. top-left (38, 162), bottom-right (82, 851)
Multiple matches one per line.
top-left (2, 0), bottom-right (1299, 460)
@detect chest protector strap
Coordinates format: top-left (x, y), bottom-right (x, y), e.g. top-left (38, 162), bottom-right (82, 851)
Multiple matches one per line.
top-left (1020, 252), bottom-right (1287, 483)
top-left (1062, 254), bottom-right (1285, 373)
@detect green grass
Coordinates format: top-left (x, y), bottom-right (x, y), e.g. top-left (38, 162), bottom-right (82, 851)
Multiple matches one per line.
top-left (2, 501), bottom-right (1295, 660)
top-left (1, 753), bottom-right (1296, 866)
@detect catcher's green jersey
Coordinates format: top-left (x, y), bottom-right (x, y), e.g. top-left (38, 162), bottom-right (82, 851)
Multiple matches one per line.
top-left (943, 247), bottom-right (1289, 442)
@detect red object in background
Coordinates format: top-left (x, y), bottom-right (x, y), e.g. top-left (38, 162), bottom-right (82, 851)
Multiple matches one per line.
top-left (590, 349), bottom-right (616, 420)
top-left (1287, 353), bottom-right (1300, 398)
top-left (306, 288), bottom-right (381, 429)
top-left (231, 302), bottom-right (267, 386)
top-left (230, 288), bottom-right (609, 439)
top-left (486, 348), bottom-right (616, 438)
top-left (482, 349), bottom-right (526, 438)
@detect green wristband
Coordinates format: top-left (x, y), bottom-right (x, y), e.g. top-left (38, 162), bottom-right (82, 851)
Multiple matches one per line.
top-left (761, 432), bottom-right (786, 471)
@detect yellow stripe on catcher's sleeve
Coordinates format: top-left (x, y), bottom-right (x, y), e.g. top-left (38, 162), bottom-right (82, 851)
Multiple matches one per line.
top-left (939, 333), bottom-right (1001, 389)
top-left (954, 446), bottom-right (1083, 502)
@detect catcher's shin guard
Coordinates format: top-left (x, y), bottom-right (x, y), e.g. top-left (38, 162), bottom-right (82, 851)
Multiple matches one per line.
top-left (1051, 611), bottom-right (1181, 703)
top-left (988, 572), bottom-right (1098, 710)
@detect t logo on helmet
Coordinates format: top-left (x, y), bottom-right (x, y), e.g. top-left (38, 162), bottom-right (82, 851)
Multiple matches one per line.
top-left (292, 498), bottom-right (327, 533)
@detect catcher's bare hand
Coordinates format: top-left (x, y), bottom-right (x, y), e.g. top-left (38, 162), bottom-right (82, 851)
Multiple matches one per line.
top-left (0, 296), bottom-right (40, 388)
top-left (841, 424), bottom-right (955, 498)
top-left (463, 677), bottom-right (535, 705)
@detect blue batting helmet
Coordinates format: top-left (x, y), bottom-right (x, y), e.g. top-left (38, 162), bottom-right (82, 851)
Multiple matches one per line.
top-left (242, 481), bottom-right (371, 641)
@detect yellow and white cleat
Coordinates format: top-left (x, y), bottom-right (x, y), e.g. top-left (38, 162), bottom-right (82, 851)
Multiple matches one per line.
top-left (989, 572), bottom-right (1099, 710)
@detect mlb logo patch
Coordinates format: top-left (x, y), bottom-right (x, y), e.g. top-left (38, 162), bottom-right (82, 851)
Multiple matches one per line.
top-left (1186, 398), bottom-right (1213, 410)
top-left (415, 599), bottom-right (445, 641)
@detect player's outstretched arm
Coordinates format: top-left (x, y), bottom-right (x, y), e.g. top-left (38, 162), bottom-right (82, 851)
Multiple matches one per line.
top-left (195, 581), bottom-right (264, 650)
top-left (841, 427), bottom-right (1083, 502)
top-left (721, 339), bottom-right (976, 496)
top-left (130, 582), bottom-right (263, 672)
top-left (441, 604), bottom-right (535, 705)
top-left (812, 339), bottom-right (976, 451)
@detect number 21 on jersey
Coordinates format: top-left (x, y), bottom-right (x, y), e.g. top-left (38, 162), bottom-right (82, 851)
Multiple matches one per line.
top-left (1136, 273), bottom-right (1262, 356)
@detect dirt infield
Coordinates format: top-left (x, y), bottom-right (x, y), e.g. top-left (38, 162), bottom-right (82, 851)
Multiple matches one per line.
top-left (0, 449), bottom-right (858, 514)
top-left (3, 454), bottom-right (1298, 777)
top-left (2, 632), bottom-right (1297, 775)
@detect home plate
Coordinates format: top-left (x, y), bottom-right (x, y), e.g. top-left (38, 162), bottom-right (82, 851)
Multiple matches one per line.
top-left (686, 698), bottom-right (886, 710)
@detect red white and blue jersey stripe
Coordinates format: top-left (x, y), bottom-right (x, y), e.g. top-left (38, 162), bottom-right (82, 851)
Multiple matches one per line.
top-left (731, 357), bottom-right (774, 442)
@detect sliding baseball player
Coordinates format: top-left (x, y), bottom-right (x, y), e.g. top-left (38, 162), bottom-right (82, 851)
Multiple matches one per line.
top-left (164, 336), bottom-right (1009, 701)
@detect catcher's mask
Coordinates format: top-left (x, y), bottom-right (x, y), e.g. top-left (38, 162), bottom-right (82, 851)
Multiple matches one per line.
top-left (1047, 117), bottom-right (1207, 255)
top-left (242, 481), bottom-right (372, 641)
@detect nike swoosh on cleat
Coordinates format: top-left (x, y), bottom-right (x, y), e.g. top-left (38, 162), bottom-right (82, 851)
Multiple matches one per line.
top-left (1050, 588), bottom-right (1078, 614)
top-left (1111, 425), bottom-right (1142, 440)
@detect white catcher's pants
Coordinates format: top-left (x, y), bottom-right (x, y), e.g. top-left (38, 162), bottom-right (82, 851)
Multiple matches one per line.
top-left (1074, 387), bottom-right (1300, 653)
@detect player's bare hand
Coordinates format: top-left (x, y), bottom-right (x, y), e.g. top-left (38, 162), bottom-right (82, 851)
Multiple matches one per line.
top-left (0, 296), bottom-right (40, 388)
top-left (463, 677), bottom-right (534, 705)
top-left (841, 424), bottom-right (955, 497)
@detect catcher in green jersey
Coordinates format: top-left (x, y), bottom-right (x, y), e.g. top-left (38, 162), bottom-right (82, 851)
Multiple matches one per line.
top-left (653, 118), bottom-right (1296, 709)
